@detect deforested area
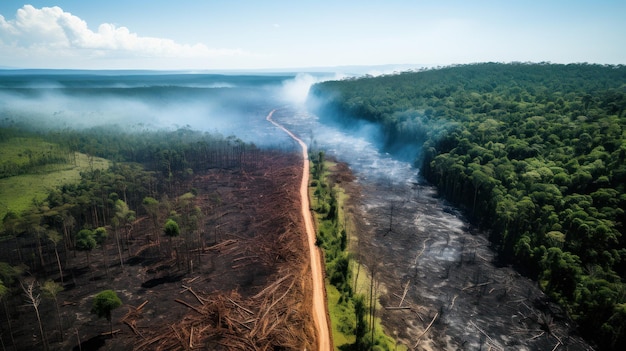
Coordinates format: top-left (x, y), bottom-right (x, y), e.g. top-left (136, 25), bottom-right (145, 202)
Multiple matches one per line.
top-left (0, 123), bottom-right (316, 350)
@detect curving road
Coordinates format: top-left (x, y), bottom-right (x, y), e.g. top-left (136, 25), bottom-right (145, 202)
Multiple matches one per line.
top-left (267, 109), bottom-right (331, 351)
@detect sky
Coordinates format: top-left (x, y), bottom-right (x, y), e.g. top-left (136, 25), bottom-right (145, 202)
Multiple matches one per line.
top-left (0, 0), bottom-right (624, 70)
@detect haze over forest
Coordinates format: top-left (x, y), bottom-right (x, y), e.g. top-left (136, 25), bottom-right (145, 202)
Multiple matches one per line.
top-left (1, 1), bottom-right (626, 351)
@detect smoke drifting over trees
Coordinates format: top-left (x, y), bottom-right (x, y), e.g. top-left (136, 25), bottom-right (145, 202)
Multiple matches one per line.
top-left (0, 72), bottom-right (334, 147)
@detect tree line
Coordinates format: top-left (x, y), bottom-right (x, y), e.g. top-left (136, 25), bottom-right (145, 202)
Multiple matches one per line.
top-left (310, 151), bottom-right (396, 350)
top-left (309, 62), bottom-right (626, 350)
top-left (0, 126), bottom-right (74, 178)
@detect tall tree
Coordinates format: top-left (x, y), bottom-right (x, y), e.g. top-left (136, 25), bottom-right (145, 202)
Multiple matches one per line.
top-left (93, 227), bottom-right (110, 279)
top-left (114, 200), bottom-right (135, 256)
top-left (46, 229), bottom-right (64, 284)
top-left (21, 279), bottom-right (47, 351)
top-left (353, 294), bottom-right (369, 350)
top-left (164, 219), bottom-right (180, 259)
top-left (90, 290), bottom-right (122, 337)
top-left (0, 280), bottom-right (14, 350)
top-left (75, 229), bottom-right (96, 268)
top-left (142, 197), bottom-right (161, 249)
top-left (41, 280), bottom-right (64, 342)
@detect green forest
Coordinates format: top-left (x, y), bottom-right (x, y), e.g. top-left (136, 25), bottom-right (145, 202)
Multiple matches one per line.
top-left (309, 63), bottom-right (626, 350)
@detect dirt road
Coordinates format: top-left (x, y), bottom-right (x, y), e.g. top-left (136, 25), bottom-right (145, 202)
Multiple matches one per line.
top-left (267, 110), bottom-right (331, 351)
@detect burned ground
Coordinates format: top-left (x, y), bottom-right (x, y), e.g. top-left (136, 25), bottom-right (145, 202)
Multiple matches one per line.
top-left (0, 150), bottom-right (316, 351)
top-left (342, 176), bottom-right (594, 351)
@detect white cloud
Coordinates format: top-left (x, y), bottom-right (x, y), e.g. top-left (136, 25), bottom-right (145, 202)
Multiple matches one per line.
top-left (0, 5), bottom-right (248, 68)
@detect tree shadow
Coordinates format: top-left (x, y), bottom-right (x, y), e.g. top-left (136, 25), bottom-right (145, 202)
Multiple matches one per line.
top-left (72, 334), bottom-right (108, 351)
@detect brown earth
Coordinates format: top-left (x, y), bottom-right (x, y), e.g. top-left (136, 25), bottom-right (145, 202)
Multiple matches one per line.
top-left (0, 150), bottom-right (318, 350)
top-left (267, 109), bottom-right (332, 351)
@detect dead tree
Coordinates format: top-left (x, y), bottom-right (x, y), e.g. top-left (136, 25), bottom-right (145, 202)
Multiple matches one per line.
top-left (21, 279), bottom-right (48, 351)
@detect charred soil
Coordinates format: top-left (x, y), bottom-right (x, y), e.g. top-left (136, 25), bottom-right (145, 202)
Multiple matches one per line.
top-left (333, 166), bottom-right (593, 350)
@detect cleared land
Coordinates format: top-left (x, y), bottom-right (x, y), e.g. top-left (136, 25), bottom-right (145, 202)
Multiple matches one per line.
top-left (0, 150), bottom-right (318, 350)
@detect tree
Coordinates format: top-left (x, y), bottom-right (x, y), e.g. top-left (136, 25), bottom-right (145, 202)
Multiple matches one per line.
top-left (93, 227), bottom-right (110, 278)
top-left (41, 280), bottom-right (64, 341)
top-left (353, 294), bottom-right (370, 350)
top-left (46, 229), bottom-right (64, 284)
top-left (91, 290), bottom-right (122, 336)
top-left (114, 199), bottom-right (135, 256)
top-left (540, 247), bottom-right (582, 303)
top-left (0, 280), bottom-right (15, 349)
top-left (75, 229), bottom-right (96, 267)
top-left (142, 196), bottom-right (161, 248)
top-left (21, 279), bottom-right (47, 350)
top-left (164, 219), bottom-right (180, 258)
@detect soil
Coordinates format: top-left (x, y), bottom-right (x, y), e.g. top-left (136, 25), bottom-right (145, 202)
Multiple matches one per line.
top-left (0, 150), bottom-right (317, 350)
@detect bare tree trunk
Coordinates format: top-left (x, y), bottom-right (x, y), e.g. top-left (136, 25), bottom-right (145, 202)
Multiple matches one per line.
top-left (101, 245), bottom-right (110, 279)
top-left (36, 235), bottom-right (46, 272)
top-left (114, 229), bottom-right (124, 270)
top-left (21, 281), bottom-right (48, 351)
top-left (74, 328), bottom-right (81, 351)
top-left (53, 245), bottom-right (64, 284)
top-left (2, 299), bottom-right (15, 350)
top-left (369, 268), bottom-right (375, 346)
top-left (53, 297), bottom-right (63, 342)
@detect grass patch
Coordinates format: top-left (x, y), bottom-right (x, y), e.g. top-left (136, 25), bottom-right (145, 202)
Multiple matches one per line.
top-left (0, 137), bottom-right (59, 166)
top-left (0, 137), bottom-right (72, 177)
top-left (309, 152), bottom-right (402, 351)
top-left (327, 283), bottom-right (356, 347)
top-left (0, 152), bottom-right (110, 222)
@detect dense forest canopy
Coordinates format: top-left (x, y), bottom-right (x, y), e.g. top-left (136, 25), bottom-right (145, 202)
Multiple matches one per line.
top-left (309, 62), bottom-right (626, 350)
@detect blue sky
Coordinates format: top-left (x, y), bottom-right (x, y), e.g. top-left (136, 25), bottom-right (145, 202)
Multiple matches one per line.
top-left (0, 1), bottom-right (624, 70)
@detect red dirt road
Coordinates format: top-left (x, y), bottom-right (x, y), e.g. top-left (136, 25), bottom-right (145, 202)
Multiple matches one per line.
top-left (267, 110), bottom-right (331, 351)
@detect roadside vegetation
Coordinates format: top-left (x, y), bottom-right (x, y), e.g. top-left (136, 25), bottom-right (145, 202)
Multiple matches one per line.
top-left (309, 150), bottom-right (402, 351)
top-left (310, 62), bottom-right (626, 351)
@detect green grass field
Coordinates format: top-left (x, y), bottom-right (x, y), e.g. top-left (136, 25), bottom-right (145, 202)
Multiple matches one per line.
top-left (0, 151), bottom-right (109, 224)
top-left (0, 137), bottom-right (70, 176)
top-left (0, 137), bottom-right (58, 164)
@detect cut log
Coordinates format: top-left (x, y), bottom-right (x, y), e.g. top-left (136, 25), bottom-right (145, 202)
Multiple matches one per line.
top-left (413, 312), bottom-right (439, 348)
top-left (384, 306), bottom-right (411, 310)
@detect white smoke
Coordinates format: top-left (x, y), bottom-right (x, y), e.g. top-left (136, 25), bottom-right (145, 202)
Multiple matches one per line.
top-left (279, 72), bottom-right (346, 105)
